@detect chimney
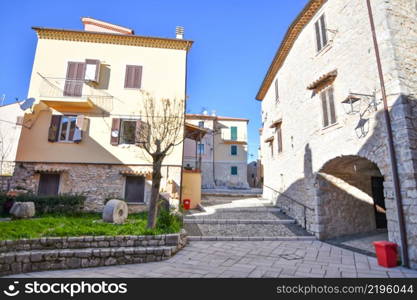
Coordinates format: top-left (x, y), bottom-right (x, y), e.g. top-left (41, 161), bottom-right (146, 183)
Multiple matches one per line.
top-left (176, 26), bottom-right (184, 39)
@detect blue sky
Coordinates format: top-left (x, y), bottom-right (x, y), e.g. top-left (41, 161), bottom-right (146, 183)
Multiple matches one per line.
top-left (0, 0), bottom-right (308, 160)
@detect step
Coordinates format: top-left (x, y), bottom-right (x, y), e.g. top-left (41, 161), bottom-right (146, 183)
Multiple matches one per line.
top-left (0, 246), bottom-right (177, 276)
top-left (188, 236), bottom-right (316, 241)
top-left (185, 210), bottom-right (289, 221)
top-left (190, 223), bottom-right (311, 238)
top-left (184, 219), bottom-right (296, 225)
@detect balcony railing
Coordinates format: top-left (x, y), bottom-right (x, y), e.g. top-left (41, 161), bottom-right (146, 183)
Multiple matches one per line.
top-left (37, 73), bottom-right (113, 111)
top-left (220, 131), bottom-right (247, 143)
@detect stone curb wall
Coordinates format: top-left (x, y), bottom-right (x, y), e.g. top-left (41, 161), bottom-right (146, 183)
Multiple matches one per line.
top-left (0, 233), bottom-right (182, 253)
top-left (184, 219), bottom-right (295, 225)
top-left (0, 230), bottom-right (187, 276)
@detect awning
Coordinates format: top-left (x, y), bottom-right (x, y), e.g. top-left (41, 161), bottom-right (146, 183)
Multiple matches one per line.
top-left (34, 166), bottom-right (69, 173)
top-left (185, 122), bottom-right (208, 141)
top-left (269, 119), bottom-right (282, 128)
top-left (264, 136), bottom-right (274, 143)
top-left (307, 70), bottom-right (337, 90)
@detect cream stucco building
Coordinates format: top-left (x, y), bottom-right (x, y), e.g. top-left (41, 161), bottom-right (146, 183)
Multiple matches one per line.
top-left (0, 102), bottom-right (23, 189)
top-left (184, 113), bottom-right (249, 189)
top-left (257, 0), bottom-right (417, 268)
top-left (12, 17), bottom-right (192, 211)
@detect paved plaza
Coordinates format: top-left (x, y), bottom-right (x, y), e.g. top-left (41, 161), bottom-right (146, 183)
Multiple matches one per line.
top-left (7, 240), bottom-right (417, 278)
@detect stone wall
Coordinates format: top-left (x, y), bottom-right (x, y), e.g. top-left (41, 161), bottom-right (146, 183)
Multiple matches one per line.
top-left (11, 162), bottom-right (182, 212)
top-left (315, 173), bottom-right (376, 239)
top-left (0, 231), bottom-right (187, 276)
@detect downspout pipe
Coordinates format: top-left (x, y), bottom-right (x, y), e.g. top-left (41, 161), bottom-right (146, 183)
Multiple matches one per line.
top-left (366, 0), bottom-right (409, 268)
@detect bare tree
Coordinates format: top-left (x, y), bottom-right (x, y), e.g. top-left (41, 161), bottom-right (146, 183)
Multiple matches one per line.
top-left (137, 92), bottom-right (186, 229)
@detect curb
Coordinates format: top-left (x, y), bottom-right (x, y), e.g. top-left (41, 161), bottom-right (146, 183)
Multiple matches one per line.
top-left (187, 236), bottom-right (316, 241)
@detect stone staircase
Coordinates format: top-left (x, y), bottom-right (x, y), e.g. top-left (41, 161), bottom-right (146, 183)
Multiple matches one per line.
top-left (184, 195), bottom-right (315, 241)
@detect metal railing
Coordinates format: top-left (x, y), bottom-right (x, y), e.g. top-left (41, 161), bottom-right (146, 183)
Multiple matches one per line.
top-left (37, 73), bottom-right (113, 111)
top-left (220, 131), bottom-right (247, 142)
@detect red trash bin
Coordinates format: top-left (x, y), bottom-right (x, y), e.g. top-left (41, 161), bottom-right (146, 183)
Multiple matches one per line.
top-left (183, 199), bottom-right (191, 210)
top-left (373, 241), bottom-right (398, 268)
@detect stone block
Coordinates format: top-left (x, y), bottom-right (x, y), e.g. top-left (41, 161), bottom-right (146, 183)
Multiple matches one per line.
top-left (10, 202), bottom-right (35, 219)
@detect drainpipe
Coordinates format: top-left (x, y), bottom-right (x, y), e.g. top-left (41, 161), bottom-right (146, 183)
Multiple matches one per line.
top-left (366, 0), bottom-right (409, 268)
top-left (212, 121), bottom-right (216, 187)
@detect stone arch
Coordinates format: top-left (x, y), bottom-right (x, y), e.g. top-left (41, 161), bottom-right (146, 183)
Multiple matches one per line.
top-left (314, 154), bottom-right (388, 240)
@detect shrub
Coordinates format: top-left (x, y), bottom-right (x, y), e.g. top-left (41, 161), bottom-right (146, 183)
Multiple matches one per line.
top-left (0, 193), bottom-right (14, 216)
top-left (14, 194), bottom-right (86, 215)
top-left (156, 209), bottom-right (182, 233)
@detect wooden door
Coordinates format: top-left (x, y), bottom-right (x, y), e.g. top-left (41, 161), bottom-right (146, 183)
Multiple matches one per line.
top-left (38, 173), bottom-right (60, 196)
top-left (371, 176), bottom-right (387, 229)
top-left (125, 176), bottom-right (145, 203)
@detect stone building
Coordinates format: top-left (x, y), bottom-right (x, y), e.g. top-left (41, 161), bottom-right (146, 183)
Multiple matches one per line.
top-left (247, 160), bottom-right (262, 188)
top-left (257, 0), bottom-right (417, 268)
top-left (184, 113), bottom-right (249, 189)
top-left (0, 102), bottom-right (23, 190)
top-left (12, 17), bottom-right (192, 211)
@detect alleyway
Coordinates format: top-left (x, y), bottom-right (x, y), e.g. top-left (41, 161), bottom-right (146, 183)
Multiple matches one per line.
top-left (184, 192), bottom-right (313, 240)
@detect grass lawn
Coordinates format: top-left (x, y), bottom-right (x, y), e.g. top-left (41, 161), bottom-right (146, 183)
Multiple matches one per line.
top-left (0, 212), bottom-right (182, 240)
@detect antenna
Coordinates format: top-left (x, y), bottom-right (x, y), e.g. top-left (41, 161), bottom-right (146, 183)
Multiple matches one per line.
top-left (19, 98), bottom-right (35, 111)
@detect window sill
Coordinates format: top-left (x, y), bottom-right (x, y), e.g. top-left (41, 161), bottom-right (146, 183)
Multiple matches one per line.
top-left (57, 141), bottom-right (76, 144)
top-left (321, 122), bottom-right (342, 133)
top-left (315, 42), bottom-right (333, 57)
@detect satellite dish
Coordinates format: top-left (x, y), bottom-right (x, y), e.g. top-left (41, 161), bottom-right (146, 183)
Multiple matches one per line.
top-left (19, 98), bottom-right (35, 111)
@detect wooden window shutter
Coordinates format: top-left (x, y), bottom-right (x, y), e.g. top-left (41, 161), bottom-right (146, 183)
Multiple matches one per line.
top-left (85, 59), bottom-right (100, 82)
top-left (73, 115), bottom-right (86, 143)
top-left (277, 126), bottom-right (283, 153)
top-left (320, 14), bottom-right (328, 48)
top-left (48, 115), bottom-right (62, 142)
top-left (315, 20), bottom-right (322, 51)
top-left (64, 62), bottom-right (85, 97)
top-left (110, 118), bottom-right (120, 145)
top-left (125, 65), bottom-right (143, 88)
top-left (275, 79), bottom-right (279, 101)
top-left (321, 92), bottom-right (329, 127)
top-left (328, 87), bottom-right (336, 124)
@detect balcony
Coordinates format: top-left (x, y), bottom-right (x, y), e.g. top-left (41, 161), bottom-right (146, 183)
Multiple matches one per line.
top-left (220, 131), bottom-right (247, 144)
top-left (37, 73), bottom-right (113, 112)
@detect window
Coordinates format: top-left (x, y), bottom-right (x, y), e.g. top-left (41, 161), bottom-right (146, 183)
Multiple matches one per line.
top-left (231, 166), bottom-right (238, 175)
top-left (197, 143), bottom-right (205, 155)
top-left (274, 78), bottom-right (279, 102)
top-left (315, 14), bottom-right (328, 52)
top-left (38, 173), bottom-right (60, 196)
top-left (198, 121), bottom-right (205, 128)
top-left (276, 123), bottom-right (283, 153)
top-left (120, 120), bottom-right (137, 144)
top-left (125, 176), bottom-right (145, 203)
top-left (231, 145), bottom-right (238, 156)
top-left (321, 86), bottom-right (337, 127)
top-left (58, 116), bottom-right (77, 142)
top-left (230, 126), bottom-right (238, 141)
top-left (124, 65), bottom-right (143, 89)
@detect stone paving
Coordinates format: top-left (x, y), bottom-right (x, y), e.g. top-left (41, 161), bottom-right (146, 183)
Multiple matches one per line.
top-left (7, 240), bottom-right (417, 278)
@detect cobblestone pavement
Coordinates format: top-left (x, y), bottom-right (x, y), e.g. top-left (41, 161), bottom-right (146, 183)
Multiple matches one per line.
top-left (7, 241), bottom-right (417, 278)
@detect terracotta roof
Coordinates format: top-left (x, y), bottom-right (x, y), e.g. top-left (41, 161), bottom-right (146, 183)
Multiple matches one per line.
top-left (32, 27), bottom-right (193, 51)
top-left (81, 17), bottom-right (134, 35)
top-left (256, 0), bottom-right (326, 101)
top-left (307, 70), bottom-right (337, 90)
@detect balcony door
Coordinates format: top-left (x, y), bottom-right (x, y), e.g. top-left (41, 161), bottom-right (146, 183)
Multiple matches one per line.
top-left (64, 62), bottom-right (86, 97)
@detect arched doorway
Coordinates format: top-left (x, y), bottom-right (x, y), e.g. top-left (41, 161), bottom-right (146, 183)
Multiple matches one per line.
top-left (315, 155), bottom-right (387, 241)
